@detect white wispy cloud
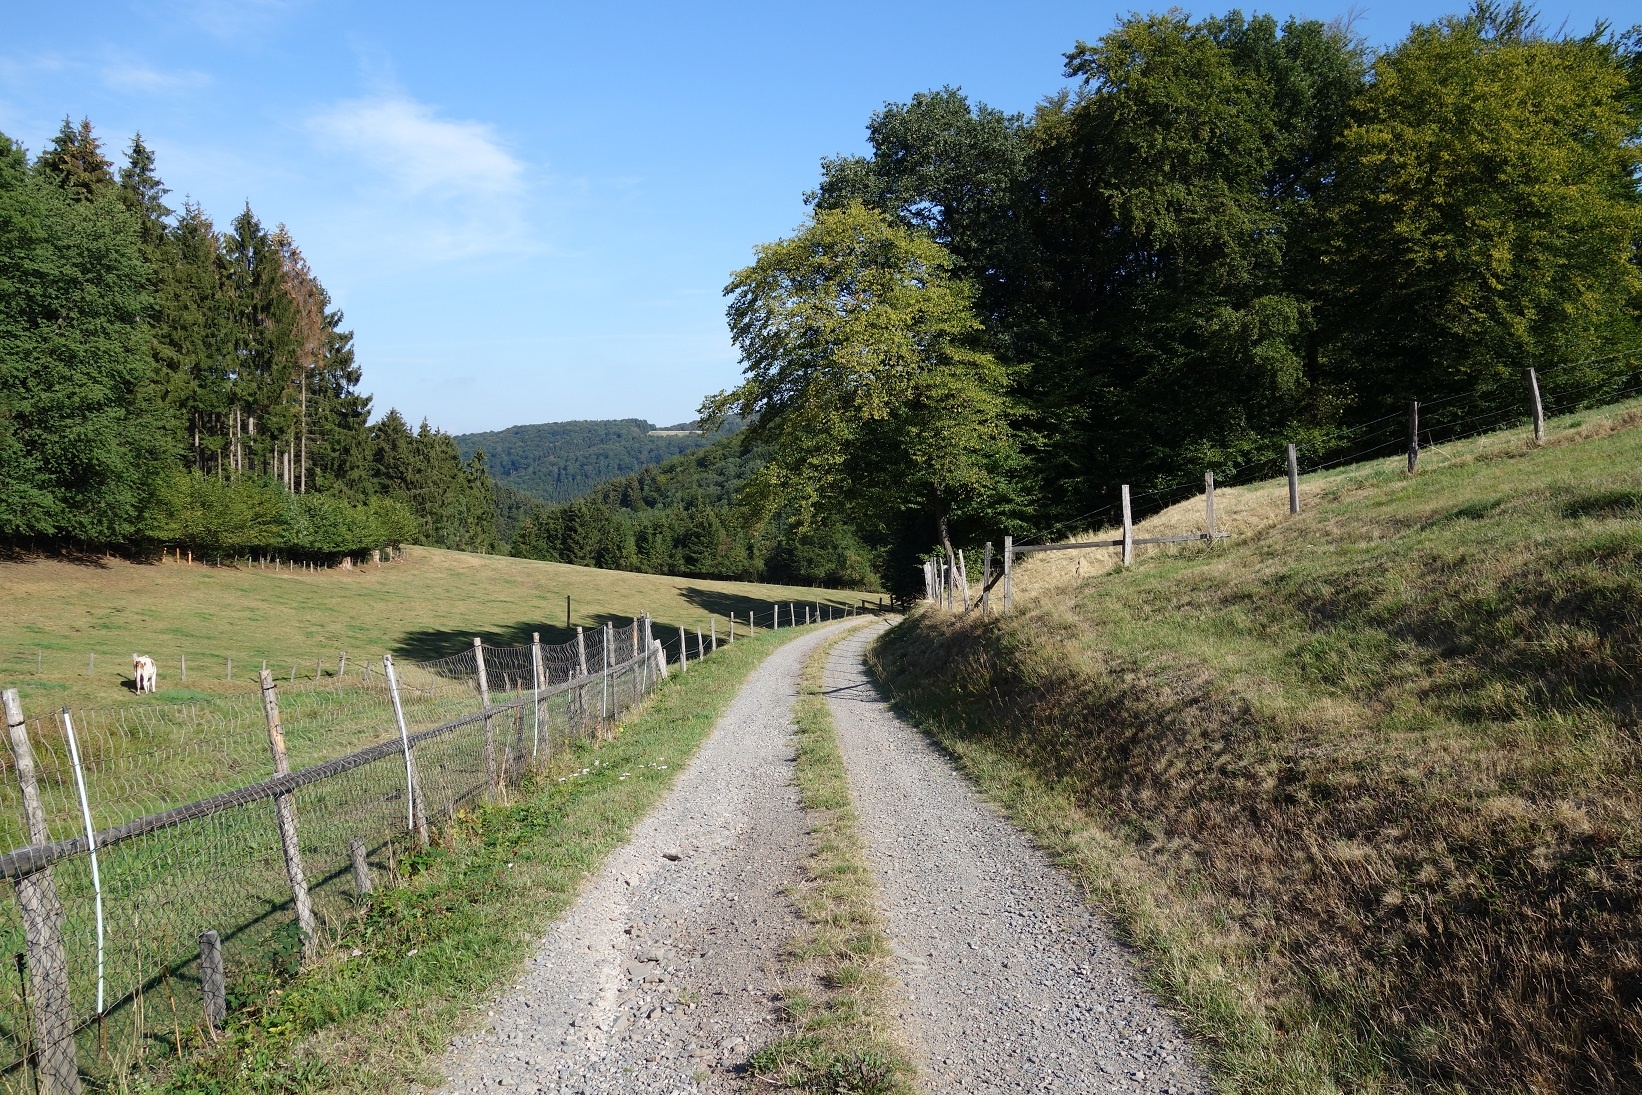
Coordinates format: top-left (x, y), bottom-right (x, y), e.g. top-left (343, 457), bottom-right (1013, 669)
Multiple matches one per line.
top-left (306, 92), bottom-right (535, 264)
top-left (101, 62), bottom-right (212, 94)
top-left (309, 93), bottom-right (524, 200)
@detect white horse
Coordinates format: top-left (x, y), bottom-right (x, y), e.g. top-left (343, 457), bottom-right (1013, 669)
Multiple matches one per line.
top-left (132, 654), bottom-right (157, 695)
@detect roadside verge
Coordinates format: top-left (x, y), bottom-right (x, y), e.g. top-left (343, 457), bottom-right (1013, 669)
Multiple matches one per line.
top-left (165, 624), bottom-right (826, 1095)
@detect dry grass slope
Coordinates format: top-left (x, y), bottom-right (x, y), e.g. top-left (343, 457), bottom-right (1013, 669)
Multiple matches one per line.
top-left (874, 400), bottom-right (1642, 1094)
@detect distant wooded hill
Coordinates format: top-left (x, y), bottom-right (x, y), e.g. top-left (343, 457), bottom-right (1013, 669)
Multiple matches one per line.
top-left (455, 418), bottom-right (742, 505)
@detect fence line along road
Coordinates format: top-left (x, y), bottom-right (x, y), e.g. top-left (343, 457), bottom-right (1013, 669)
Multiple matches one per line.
top-left (0, 615), bottom-right (694, 1093)
top-left (922, 363), bottom-right (1640, 613)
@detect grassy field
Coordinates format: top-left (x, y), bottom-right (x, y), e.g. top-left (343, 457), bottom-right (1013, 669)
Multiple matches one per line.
top-left (0, 545), bottom-right (869, 713)
top-left (874, 399), bottom-right (1642, 1094)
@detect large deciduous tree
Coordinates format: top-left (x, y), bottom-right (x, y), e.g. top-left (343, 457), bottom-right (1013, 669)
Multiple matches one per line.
top-left (1317, 4), bottom-right (1642, 416)
top-left (703, 201), bottom-right (1021, 563)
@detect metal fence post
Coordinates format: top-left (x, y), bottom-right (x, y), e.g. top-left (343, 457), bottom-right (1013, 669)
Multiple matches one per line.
top-left (531, 632), bottom-right (544, 759)
top-left (575, 627), bottom-right (589, 737)
top-left (1205, 471), bottom-right (1217, 543)
top-left (2, 689), bottom-right (81, 1095)
top-left (1527, 367), bottom-right (1545, 444)
top-left (1121, 485), bottom-right (1134, 567)
top-left (382, 654), bottom-right (429, 847)
top-left (259, 670), bottom-right (316, 956)
top-left (60, 711), bottom-right (104, 1017)
top-left (601, 623), bottom-right (611, 733)
top-left (473, 638), bottom-right (497, 796)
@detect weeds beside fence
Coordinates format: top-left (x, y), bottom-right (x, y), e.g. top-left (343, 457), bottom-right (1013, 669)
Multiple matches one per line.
top-left (0, 618), bottom-right (672, 1093)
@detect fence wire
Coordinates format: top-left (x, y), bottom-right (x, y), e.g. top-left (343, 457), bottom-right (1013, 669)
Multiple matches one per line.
top-left (0, 623), bottom-right (668, 1091)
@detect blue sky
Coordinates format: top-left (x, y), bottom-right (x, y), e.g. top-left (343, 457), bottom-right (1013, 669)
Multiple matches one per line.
top-left (1, 1), bottom-right (1627, 434)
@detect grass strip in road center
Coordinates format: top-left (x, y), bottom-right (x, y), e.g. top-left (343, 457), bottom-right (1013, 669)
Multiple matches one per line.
top-left (161, 624), bottom-right (825, 1095)
top-left (751, 625), bottom-right (916, 1095)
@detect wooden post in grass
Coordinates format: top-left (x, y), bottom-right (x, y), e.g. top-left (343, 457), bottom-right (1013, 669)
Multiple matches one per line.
top-left (1527, 368), bottom-right (1545, 444)
top-left (696, 627), bottom-right (705, 663)
top-left (181, 653), bottom-right (186, 682)
top-left (1121, 486), bottom-right (1134, 567)
top-left (675, 626), bottom-right (687, 673)
top-left (259, 670), bottom-right (316, 957)
top-left (981, 542), bottom-right (994, 614)
top-left (565, 595), bottom-right (571, 630)
top-left (1205, 471), bottom-right (1217, 543)
top-left (337, 652), bottom-right (346, 679)
top-left (711, 619), bottom-right (718, 652)
top-left (1003, 536), bottom-right (1013, 614)
top-left (1407, 401), bottom-right (1420, 475)
top-left (198, 930), bottom-right (225, 1036)
top-left (3, 689), bottom-right (81, 1095)
top-left (729, 613), bottom-right (736, 642)
top-left (958, 550), bottom-right (970, 611)
top-left (348, 838), bottom-right (372, 896)
top-left (1287, 444), bottom-right (1300, 514)
top-left (383, 654), bottom-right (428, 847)
top-left (474, 638), bottom-right (497, 796)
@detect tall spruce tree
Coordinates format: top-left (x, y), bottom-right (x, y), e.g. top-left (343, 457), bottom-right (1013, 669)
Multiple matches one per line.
top-left (0, 130), bottom-right (169, 539)
top-left (36, 117), bottom-right (115, 201)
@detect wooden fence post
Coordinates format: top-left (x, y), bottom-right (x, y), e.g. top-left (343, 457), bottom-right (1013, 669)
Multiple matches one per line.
top-left (2, 689), bottom-right (81, 1095)
top-left (1408, 401), bottom-right (1420, 474)
top-left (473, 638), bottom-right (497, 795)
top-left (1205, 471), bottom-right (1217, 542)
top-left (1287, 444), bottom-right (1300, 514)
top-left (531, 632), bottom-right (545, 758)
top-left (1121, 486), bottom-right (1134, 566)
top-left (958, 549), bottom-right (970, 611)
top-left (1527, 368), bottom-right (1545, 444)
top-left (981, 542), bottom-right (993, 615)
top-left (711, 618), bottom-right (718, 652)
top-left (1003, 536), bottom-right (1013, 614)
top-left (198, 930), bottom-right (225, 1036)
top-left (348, 838), bottom-right (373, 896)
top-left (729, 613), bottom-right (736, 642)
top-left (382, 654), bottom-right (429, 847)
top-left (258, 670), bottom-right (317, 957)
top-left (677, 626), bottom-right (688, 673)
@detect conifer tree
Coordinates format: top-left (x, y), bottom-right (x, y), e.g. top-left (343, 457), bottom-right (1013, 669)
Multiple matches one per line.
top-left (117, 133), bottom-right (172, 247)
top-left (36, 117), bottom-right (115, 201)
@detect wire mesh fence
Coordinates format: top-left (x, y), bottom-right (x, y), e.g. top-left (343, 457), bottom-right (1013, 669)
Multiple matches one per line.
top-left (0, 617), bottom-right (671, 1093)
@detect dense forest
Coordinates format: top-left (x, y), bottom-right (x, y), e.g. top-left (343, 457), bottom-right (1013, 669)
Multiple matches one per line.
top-left (0, 119), bottom-right (496, 561)
top-left (696, 4), bottom-right (1642, 595)
top-left (455, 417), bottom-right (740, 505)
top-left (505, 437), bottom-right (881, 589)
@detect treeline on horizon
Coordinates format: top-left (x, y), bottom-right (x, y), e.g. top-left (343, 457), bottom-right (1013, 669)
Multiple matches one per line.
top-left (503, 437), bottom-right (883, 590)
top-left (0, 119), bottom-right (496, 561)
top-left (488, 4), bottom-right (1642, 594)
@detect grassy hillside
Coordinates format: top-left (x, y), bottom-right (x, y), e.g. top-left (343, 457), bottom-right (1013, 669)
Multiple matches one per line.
top-left (875, 399), bottom-right (1642, 1094)
top-left (0, 544), bottom-right (863, 713)
top-left (455, 417), bottom-right (740, 505)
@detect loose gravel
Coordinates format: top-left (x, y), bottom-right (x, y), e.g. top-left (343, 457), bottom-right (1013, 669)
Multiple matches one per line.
top-left (430, 624), bottom-right (846, 1095)
top-left (824, 622), bottom-right (1212, 1094)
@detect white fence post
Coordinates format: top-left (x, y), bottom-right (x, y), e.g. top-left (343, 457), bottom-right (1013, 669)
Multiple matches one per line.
top-left (1121, 485), bottom-right (1134, 567)
top-left (60, 710), bottom-right (104, 1017)
top-left (382, 654), bottom-right (429, 847)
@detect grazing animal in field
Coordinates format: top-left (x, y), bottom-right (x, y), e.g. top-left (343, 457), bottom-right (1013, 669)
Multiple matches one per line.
top-left (132, 654), bottom-right (157, 695)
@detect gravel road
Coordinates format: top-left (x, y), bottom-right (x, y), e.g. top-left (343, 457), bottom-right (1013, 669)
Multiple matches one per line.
top-left (430, 624), bottom-right (845, 1095)
top-left (825, 622), bottom-right (1211, 1094)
